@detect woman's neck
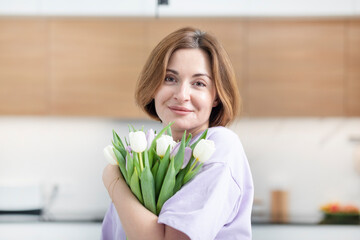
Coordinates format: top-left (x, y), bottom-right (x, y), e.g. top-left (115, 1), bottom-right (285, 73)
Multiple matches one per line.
top-left (171, 127), bottom-right (207, 142)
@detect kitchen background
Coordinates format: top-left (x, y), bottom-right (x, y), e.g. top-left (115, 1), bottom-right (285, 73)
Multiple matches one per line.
top-left (1, 0), bottom-right (360, 239)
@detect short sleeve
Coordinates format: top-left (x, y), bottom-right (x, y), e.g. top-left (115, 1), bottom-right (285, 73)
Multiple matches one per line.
top-left (158, 162), bottom-right (241, 240)
top-left (101, 203), bottom-right (126, 240)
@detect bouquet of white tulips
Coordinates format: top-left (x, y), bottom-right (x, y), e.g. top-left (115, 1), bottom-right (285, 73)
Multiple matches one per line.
top-left (104, 122), bottom-right (215, 215)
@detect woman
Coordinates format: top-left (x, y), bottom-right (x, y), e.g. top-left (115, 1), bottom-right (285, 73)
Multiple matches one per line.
top-left (102, 27), bottom-right (254, 240)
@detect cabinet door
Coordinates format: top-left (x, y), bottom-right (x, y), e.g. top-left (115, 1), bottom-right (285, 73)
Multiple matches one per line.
top-left (0, 18), bottom-right (48, 115)
top-left (50, 18), bottom-right (147, 118)
top-left (246, 20), bottom-right (345, 116)
top-left (346, 20), bottom-right (360, 116)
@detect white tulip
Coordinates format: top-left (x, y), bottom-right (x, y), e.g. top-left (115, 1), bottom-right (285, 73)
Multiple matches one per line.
top-left (156, 135), bottom-right (176, 157)
top-left (104, 145), bottom-right (118, 165)
top-left (193, 139), bottom-right (215, 163)
top-left (129, 131), bottom-right (147, 153)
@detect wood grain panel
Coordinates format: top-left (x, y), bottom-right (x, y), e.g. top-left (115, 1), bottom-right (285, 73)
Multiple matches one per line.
top-left (0, 18), bottom-right (49, 114)
top-left (49, 18), bottom-right (146, 118)
top-left (146, 18), bottom-right (246, 114)
top-left (246, 20), bottom-right (345, 116)
top-left (345, 20), bottom-right (360, 116)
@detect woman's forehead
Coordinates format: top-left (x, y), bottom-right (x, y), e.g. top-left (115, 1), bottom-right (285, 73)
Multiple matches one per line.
top-left (167, 48), bottom-right (212, 77)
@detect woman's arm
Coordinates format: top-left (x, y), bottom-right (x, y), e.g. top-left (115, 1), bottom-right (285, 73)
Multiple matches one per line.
top-left (102, 164), bottom-right (190, 240)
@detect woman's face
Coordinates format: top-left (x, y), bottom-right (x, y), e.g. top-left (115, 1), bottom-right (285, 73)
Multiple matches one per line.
top-left (154, 48), bottom-right (218, 140)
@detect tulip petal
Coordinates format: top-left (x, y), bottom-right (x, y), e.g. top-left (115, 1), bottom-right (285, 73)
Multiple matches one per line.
top-left (104, 145), bottom-right (117, 165)
top-left (193, 139), bottom-right (215, 163)
top-left (170, 142), bottom-right (180, 158)
top-left (156, 135), bottom-right (175, 157)
top-left (125, 145), bottom-right (132, 154)
top-left (146, 129), bottom-right (155, 150)
top-left (129, 131), bottom-right (147, 153)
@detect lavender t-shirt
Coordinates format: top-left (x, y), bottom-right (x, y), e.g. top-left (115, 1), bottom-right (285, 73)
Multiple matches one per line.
top-left (101, 126), bottom-right (254, 240)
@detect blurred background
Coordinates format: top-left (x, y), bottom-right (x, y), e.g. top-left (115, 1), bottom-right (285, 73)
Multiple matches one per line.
top-left (0, 0), bottom-right (360, 239)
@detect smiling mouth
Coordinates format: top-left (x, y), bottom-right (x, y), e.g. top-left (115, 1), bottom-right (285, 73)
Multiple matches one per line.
top-left (169, 106), bottom-right (193, 115)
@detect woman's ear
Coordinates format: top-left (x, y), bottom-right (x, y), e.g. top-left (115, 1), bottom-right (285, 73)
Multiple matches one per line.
top-left (212, 98), bottom-right (219, 107)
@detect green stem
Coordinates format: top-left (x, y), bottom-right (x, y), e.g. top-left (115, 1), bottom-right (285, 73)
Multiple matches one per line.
top-left (139, 152), bottom-right (144, 172)
top-left (184, 159), bottom-right (198, 180)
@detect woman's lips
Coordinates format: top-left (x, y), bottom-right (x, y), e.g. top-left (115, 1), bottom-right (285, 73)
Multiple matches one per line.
top-left (169, 106), bottom-right (193, 115)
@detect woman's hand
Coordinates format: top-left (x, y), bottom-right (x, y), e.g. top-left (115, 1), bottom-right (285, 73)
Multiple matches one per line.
top-left (102, 164), bottom-right (121, 199)
top-left (102, 164), bottom-right (190, 240)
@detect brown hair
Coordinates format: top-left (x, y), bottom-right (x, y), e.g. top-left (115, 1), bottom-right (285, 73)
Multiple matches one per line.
top-left (135, 27), bottom-right (241, 127)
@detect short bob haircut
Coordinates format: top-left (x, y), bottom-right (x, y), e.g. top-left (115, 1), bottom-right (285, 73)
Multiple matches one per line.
top-left (135, 27), bottom-right (241, 127)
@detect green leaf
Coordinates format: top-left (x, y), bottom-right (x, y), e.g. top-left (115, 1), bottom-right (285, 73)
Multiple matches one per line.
top-left (112, 140), bottom-right (127, 160)
top-left (140, 166), bottom-right (157, 214)
top-left (173, 168), bottom-right (186, 193)
top-left (151, 160), bottom-right (159, 179)
top-left (155, 146), bottom-right (171, 198)
top-left (150, 149), bottom-right (159, 170)
top-left (112, 130), bottom-right (120, 145)
top-left (112, 130), bottom-right (125, 149)
top-left (157, 158), bottom-right (176, 215)
top-left (130, 168), bottom-right (143, 204)
top-left (173, 131), bottom-right (186, 173)
top-left (185, 133), bottom-right (192, 146)
top-left (183, 163), bottom-right (203, 185)
top-left (166, 126), bottom-right (172, 136)
top-left (126, 152), bottom-right (134, 181)
top-left (113, 148), bottom-right (128, 184)
top-left (128, 124), bottom-right (137, 132)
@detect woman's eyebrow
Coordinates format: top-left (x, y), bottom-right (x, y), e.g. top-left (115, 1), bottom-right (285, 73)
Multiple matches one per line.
top-left (166, 69), bottom-right (212, 80)
top-left (166, 69), bottom-right (179, 75)
top-left (193, 73), bottom-right (212, 80)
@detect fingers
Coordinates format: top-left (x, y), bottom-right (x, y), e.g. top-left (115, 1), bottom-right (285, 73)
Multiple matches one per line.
top-left (102, 164), bottom-right (121, 190)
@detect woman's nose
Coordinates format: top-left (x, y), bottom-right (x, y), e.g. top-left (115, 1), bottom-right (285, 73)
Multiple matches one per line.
top-left (174, 82), bottom-right (190, 102)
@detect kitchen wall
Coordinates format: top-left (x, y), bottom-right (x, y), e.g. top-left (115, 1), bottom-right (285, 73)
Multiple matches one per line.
top-left (1, 116), bottom-right (359, 222)
top-left (1, 0), bottom-right (360, 225)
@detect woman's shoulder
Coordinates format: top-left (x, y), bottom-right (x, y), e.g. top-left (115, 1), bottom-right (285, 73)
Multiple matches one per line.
top-left (203, 126), bottom-right (246, 163)
top-left (206, 126), bottom-right (241, 144)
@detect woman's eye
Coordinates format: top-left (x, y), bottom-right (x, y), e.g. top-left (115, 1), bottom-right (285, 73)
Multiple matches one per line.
top-left (164, 76), bottom-right (176, 82)
top-left (194, 81), bottom-right (206, 87)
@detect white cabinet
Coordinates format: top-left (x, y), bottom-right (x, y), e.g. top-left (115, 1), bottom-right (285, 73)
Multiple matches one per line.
top-left (0, 0), bottom-right (359, 17)
top-left (40, 0), bottom-right (156, 16)
top-left (0, 222), bottom-right (102, 240)
top-left (158, 0), bottom-right (356, 17)
top-left (0, 0), bottom-right (156, 16)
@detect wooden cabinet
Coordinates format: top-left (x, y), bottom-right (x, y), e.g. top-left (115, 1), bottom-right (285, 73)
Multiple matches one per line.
top-left (345, 20), bottom-right (360, 116)
top-left (49, 18), bottom-right (147, 118)
top-left (0, 18), bottom-right (359, 117)
top-left (0, 18), bottom-right (49, 115)
top-left (245, 19), bottom-right (345, 116)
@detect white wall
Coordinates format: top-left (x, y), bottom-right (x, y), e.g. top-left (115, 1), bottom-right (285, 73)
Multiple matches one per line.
top-left (0, 117), bottom-right (359, 222)
top-left (0, 0), bottom-right (360, 16)
top-left (0, 117), bottom-right (162, 220)
top-left (229, 118), bottom-right (360, 222)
